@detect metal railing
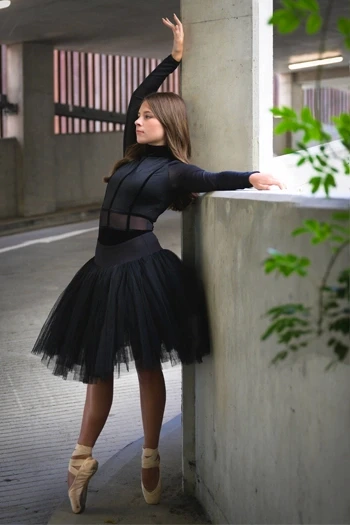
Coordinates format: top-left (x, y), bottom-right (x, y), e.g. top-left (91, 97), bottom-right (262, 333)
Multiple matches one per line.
top-left (54, 50), bottom-right (180, 135)
top-left (304, 86), bottom-right (349, 125)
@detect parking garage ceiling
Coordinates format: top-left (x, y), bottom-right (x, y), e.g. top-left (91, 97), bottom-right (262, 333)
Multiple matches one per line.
top-left (0, 0), bottom-right (348, 73)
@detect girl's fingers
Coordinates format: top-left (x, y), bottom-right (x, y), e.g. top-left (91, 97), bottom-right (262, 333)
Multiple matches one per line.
top-left (162, 17), bottom-right (173, 26)
top-left (173, 13), bottom-right (182, 25)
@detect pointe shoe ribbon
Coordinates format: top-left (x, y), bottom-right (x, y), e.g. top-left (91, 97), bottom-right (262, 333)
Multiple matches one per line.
top-left (68, 444), bottom-right (98, 514)
top-left (141, 447), bottom-right (161, 505)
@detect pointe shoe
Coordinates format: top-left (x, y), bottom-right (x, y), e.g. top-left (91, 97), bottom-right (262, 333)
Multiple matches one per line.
top-left (141, 447), bottom-right (161, 504)
top-left (68, 444), bottom-right (98, 514)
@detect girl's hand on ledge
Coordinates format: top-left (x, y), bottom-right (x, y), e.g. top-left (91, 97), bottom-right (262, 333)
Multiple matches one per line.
top-left (249, 172), bottom-right (286, 190)
top-left (162, 14), bottom-right (184, 62)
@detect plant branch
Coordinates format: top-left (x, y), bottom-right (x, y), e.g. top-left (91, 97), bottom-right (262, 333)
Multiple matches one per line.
top-left (317, 239), bottom-right (350, 335)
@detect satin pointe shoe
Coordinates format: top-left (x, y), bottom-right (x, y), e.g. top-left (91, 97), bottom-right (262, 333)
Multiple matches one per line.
top-left (68, 444), bottom-right (98, 514)
top-left (141, 447), bottom-right (161, 504)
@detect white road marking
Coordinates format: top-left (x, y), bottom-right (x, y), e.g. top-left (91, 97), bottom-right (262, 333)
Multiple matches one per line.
top-left (6, 373), bottom-right (23, 410)
top-left (0, 227), bottom-right (98, 254)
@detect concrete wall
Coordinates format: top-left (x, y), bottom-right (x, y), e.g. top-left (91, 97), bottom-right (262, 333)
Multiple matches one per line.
top-left (0, 138), bottom-right (18, 218)
top-left (0, 131), bottom-right (123, 219)
top-left (54, 132), bottom-right (123, 209)
top-left (183, 193), bottom-right (350, 524)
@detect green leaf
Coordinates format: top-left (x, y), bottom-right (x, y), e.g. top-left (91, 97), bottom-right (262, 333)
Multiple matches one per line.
top-left (332, 210), bottom-right (350, 222)
top-left (280, 106), bottom-right (298, 118)
top-left (315, 154), bottom-right (327, 167)
top-left (265, 303), bottom-right (310, 319)
top-left (296, 141), bottom-right (308, 151)
top-left (271, 351), bottom-right (289, 365)
top-left (333, 113), bottom-right (350, 148)
top-left (338, 18), bottom-right (350, 50)
top-left (281, 0), bottom-right (298, 10)
top-left (278, 329), bottom-right (312, 344)
top-left (292, 227), bottom-right (308, 236)
top-left (269, 9), bottom-right (301, 33)
top-left (332, 224), bottom-right (350, 236)
top-left (262, 316), bottom-right (310, 341)
top-left (297, 0), bottom-right (320, 11)
top-left (301, 106), bottom-right (315, 123)
top-left (297, 156), bottom-right (307, 166)
top-left (343, 159), bottom-right (350, 175)
top-left (264, 260), bottom-right (277, 274)
top-left (324, 301), bottom-right (340, 311)
top-left (328, 338), bottom-right (349, 361)
top-left (309, 176), bottom-right (322, 193)
top-left (324, 173), bottom-right (336, 195)
top-left (331, 235), bottom-right (347, 244)
top-left (274, 121), bottom-right (294, 135)
top-left (329, 316), bottom-right (350, 335)
top-left (306, 12), bottom-right (322, 33)
top-left (303, 219), bottom-right (322, 232)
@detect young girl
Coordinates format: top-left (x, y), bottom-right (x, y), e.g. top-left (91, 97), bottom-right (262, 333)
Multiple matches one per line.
top-left (32, 14), bottom-right (283, 514)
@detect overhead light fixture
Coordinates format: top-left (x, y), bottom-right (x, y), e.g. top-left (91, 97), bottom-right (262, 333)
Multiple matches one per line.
top-left (0, 0), bottom-right (11, 8)
top-left (288, 56), bottom-right (343, 70)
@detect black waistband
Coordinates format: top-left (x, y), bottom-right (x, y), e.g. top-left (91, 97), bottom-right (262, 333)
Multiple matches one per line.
top-left (94, 232), bottom-right (162, 268)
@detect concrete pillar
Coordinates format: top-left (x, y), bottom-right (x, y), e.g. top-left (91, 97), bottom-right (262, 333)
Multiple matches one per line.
top-left (7, 43), bottom-right (55, 216)
top-left (291, 73), bottom-right (305, 149)
top-left (274, 73), bottom-right (293, 154)
top-left (181, 0), bottom-right (273, 173)
top-left (181, 0), bottom-right (273, 495)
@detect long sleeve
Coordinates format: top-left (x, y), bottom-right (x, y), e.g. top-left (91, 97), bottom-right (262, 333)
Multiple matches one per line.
top-left (169, 161), bottom-right (257, 192)
top-left (123, 55), bottom-right (181, 154)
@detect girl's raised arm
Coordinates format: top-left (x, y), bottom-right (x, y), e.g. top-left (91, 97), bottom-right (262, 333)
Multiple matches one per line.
top-left (123, 14), bottom-right (184, 154)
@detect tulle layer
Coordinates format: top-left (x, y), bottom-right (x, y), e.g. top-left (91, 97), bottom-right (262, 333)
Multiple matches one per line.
top-left (31, 233), bottom-right (210, 383)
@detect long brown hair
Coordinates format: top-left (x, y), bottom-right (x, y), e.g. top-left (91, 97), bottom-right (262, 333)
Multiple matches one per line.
top-left (104, 92), bottom-right (198, 211)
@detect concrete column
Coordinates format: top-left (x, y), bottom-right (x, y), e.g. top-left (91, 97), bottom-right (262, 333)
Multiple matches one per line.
top-left (181, 0), bottom-right (273, 172)
top-left (7, 43), bottom-right (55, 216)
top-left (274, 73), bottom-right (293, 154)
top-left (181, 0), bottom-right (273, 495)
top-left (291, 73), bottom-right (305, 149)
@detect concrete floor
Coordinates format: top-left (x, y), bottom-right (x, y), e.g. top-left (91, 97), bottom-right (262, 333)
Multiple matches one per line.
top-left (0, 211), bottom-right (188, 525)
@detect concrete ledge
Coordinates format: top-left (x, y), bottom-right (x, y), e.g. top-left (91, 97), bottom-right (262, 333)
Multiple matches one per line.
top-left (49, 415), bottom-right (210, 525)
top-left (210, 189), bottom-right (350, 209)
top-left (0, 204), bottom-right (101, 237)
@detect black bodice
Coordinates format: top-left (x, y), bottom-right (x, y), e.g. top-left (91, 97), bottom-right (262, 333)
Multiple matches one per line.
top-left (98, 55), bottom-right (257, 246)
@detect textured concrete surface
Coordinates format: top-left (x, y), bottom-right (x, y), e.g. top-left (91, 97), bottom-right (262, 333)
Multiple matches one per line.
top-left (7, 43), bottom-right (56, 217)
top-left (183, 194), bottom-right (350, 524)
top-left (1, 107), bottom-right (124, 222)
top-left (0, 138), bottom-right (17, 219)
top-left (54, 132), bottom-right (124, 210)
top-left (0, 210), bottom-right (188, 525)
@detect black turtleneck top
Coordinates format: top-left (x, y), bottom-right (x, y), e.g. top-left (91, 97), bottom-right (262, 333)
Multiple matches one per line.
top-left (98, 55), bottom-right (256, 246)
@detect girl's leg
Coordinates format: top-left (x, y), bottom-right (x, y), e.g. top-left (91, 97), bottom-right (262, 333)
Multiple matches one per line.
top-left (137, 366), bottom-right (166, 491)
top-left (68, 375), bottom-right (114, 488)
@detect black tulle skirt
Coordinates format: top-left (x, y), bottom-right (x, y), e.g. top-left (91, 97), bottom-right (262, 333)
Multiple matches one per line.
top-left (31, 232), bottom-right (210, 383)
